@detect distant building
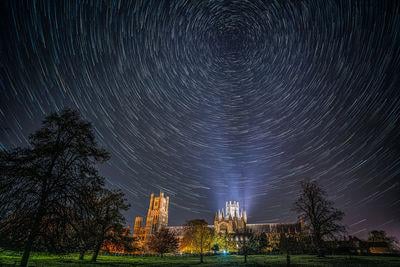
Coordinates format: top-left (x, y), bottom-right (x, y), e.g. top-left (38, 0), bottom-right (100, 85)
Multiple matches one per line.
top-left (368, 242), bottom-right (392, 254)
top-left (327, 236), bottom-right (396, 255)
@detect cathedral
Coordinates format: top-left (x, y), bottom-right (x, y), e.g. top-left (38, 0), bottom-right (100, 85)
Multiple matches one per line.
top-left (130, 192), bottom-right (303, 253)
top-left (213, 200), bottom-right (302, 237)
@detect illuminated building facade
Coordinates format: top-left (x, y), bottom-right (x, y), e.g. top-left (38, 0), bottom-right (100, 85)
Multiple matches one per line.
top-left (133, 192), bottom-right (169, 248)
top-left (131, 192), bottom-right (302, 253)
top-left (214, 201), bottom-right (247, 234)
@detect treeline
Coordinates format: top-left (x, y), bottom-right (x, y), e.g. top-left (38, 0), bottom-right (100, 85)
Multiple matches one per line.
top-left (0, 109), bottom-right (130, 267)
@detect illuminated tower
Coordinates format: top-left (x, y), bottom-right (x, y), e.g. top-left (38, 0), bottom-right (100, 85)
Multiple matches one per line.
top-left (214, 200), bottom-right (247, 234)
top-left (226, 201), bottom-right (240, 218)
top-left (133, 192), bottom-right (169, 246)
top-left (144, 192), bottom-right (169, 238)
top-left (133, 216), bottom-right (143, 239)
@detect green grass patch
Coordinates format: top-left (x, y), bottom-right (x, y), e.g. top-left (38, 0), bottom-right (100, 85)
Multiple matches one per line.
top-left (1, 250), bottom-right (399, 266)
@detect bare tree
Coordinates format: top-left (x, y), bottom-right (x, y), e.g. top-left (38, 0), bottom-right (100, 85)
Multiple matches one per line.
top-left (149, 228), bottom-right (179, 257)
top-left (0, 109), bottom-right (109, 267)
top-left (293, 180), bottom-right (345, 257)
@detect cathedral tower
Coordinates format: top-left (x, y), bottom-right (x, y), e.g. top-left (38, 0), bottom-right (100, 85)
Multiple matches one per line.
top-left (214, 200), bottom-right (247, 234)
top-left (133, 217), bottom-right (143, 238)
top-left (133, 192), bottom-right (169, 243)
top-left (144, 192), bottom-right (169, 238)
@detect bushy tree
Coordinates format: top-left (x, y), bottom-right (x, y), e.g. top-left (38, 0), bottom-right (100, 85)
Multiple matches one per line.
top-left (256, 233), bottom-right (269, 253)
top-left (0, 109), bottom-right (109, 267)
top-left (213, 233), bottom-right (237, 253)
top-left (211, 243), bottom-right (219, 254)
top-left (182, 219), bottom-right (213, 263)
top-left (102, 227), bottom-right (134, 254)
top-left (69, 185), bottom-right (131, 260)
top-left (69, 187), bottom-right (100, 260)
top-left (368, 230), bottom-right (391, 242)
top-left (149, 228), bottom-right (179, 257)
top-left (90, 189), bottom-right (129, 262)
top-left (293, 180), bottom-right (345, 257)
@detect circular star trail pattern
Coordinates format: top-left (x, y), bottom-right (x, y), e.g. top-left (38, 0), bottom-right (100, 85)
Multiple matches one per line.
top-left (1, 0), bottom-right (400, 238)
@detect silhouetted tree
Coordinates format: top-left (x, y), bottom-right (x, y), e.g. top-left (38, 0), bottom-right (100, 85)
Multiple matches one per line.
top-left (296, 232), bottom-right (313, 254)
top-left (293, 180), bottom-right (345, 257)
top-left (368, 230), bottom-right (390, 242)
top-left (0, 109), bottom-right (109, 267)
top-left (90, 189), bottom-right (129, 262)
top-left (69, 187), bottom-right (100, 260)
top-left (149, 228), bottom-right (179, 257)
top-left (257, 233), bottom-right (269, 253)
top-left (182, 219), bottom-right (213, 263)
top-left (279, 234), bottom-right (299, 266)
top-left (102, 227), bottom-right (134, 254)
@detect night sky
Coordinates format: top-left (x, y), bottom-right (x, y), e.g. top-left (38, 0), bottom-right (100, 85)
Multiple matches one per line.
top-left (1, 0), bottom-right (399, 239)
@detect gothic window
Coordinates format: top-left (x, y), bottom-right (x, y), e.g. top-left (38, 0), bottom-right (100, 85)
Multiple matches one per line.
top-left (220, 223), bottom-right (228, 234)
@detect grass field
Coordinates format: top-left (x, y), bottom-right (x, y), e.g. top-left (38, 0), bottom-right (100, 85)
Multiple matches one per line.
top-left (1, 251), bottom-right (400, 266)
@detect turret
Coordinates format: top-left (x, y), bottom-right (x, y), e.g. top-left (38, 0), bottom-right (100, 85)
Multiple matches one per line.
top-left (149, 193), bottom-right (154, 210)
top-left (133, 216), bottom-right (143, 238)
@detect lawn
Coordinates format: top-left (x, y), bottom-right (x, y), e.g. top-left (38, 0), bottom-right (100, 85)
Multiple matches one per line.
top-left (1, 251), bottom-right (399, 266)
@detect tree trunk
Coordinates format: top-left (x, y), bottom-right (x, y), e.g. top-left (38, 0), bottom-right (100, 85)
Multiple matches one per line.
top-left (200, 232), bottom-right (204, 263)
top-left (79, 249), bottom-right (85, 260)
top-left (313, 234), bottom-right (324, 257)
top-left (244, 254), bottom-right (247, 263)
top-left (91, 241), bottom-right (102, 262)
top-left (20, 210), bottom-right (43, 267)
top-left (20, 234), bottom-right (35, 267)
top-left (316, 239), bottom-right (325, 257)
top-left (286, 252), bottom-right (291, 266)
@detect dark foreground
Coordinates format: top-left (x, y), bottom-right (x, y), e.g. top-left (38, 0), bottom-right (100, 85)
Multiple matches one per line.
top-left (1, 251), bottom-right (400, 266)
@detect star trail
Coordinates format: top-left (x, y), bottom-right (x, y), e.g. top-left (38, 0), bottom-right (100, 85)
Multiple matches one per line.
top-left (1, 0), bottom-right (399, 239)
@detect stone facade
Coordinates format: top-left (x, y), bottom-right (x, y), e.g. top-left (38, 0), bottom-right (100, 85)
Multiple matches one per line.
top-left (133, 192), bottom-right (169, 248)
top-left (214, 201), bottom-right (247, 234)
